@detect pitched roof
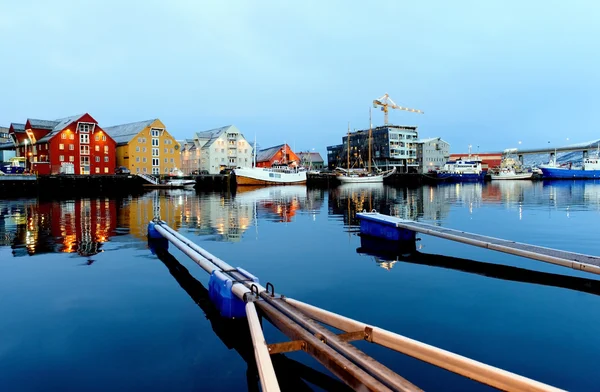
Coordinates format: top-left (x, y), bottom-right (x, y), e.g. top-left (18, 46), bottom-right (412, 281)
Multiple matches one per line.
top-left (196, 125), bottom-right (234, 148)
top-left (104, 119), bottom-right (156, 145)
top-left (256, 144), bottom-right (285, 162)
top-left (10, 123), bottom-right (25, 132)
top-left (297, 151), bottom-right (324, 162)
top-left (37, 114), bottom-right (85, 143)
top-left (28, 119), bottom-right (60, 130)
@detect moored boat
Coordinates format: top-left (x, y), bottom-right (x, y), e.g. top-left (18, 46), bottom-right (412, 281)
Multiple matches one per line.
top-left (336, 166), bottom-right (396, 183)
top-left (434, 155), bottom-right (486, 182)
top-left (233, 165), bottom-right (307, 186)
top-left (490, 168), bottom-right (533, 180)
top-left (540, 157), bottom-right (600, 179)
top-left (0, 157), bottom-right (27, 175)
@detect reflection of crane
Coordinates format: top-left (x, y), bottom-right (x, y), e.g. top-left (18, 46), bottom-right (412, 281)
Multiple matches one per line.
top-left (373, 93), bottom-right (423, 125)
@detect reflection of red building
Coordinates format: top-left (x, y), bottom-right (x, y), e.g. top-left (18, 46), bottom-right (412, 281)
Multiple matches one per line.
top-left (449, 153), bottom-right (502, 171)
top-left (260, 199), bottom-right (300, 222)
top-left (256, 144), bottom-right (300, 168)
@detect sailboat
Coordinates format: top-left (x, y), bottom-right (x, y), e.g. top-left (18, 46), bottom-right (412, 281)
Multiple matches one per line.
top-left (337, 109), bottom-right (396, 184)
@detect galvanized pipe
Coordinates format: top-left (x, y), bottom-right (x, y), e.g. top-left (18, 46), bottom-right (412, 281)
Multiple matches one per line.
top-left (246, 302), bottom-right (281, 392)
top-left (284, 298), bottom-right (565, 392)
top-left (261, 296), bottom-right (421, 392)
top-left (394, 222), bottom-right (600, 276)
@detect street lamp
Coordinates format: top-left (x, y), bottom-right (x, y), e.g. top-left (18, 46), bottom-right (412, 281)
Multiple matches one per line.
top-left (23, 139), bottom-right (28, 171)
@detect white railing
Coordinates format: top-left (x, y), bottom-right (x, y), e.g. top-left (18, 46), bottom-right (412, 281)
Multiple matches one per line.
top-left (137, 173), bottom-right (159, 185)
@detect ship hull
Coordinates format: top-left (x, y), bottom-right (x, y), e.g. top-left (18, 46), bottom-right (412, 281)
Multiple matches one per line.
top-left (234, 167), bottom-right (307, 186)
top-left (338, 175), bottom-right (383, 184)
top-left (490, 172), bottom-right (533, 180)
top-left (541, 167), bottom-right (600, 179)
top-left (435, 172), bottom-right (486, 182)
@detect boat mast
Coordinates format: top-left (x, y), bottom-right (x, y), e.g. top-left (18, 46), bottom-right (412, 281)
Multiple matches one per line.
top-left (368, 107), bottom-right (372, 173)
top-left (347, 122), bottom-right (350, 170)
top-left (253, 134), bottom-right (257, 167)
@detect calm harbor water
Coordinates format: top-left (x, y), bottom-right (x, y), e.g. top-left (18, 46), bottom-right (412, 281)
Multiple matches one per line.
top-left (2, 180), bottom-right (600, 391)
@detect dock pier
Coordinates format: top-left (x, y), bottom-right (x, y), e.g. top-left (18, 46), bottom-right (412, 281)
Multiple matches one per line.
top-left (357, 212), bottom-right (600, 275)
top-left (148, 219), bottom-right (564, 391)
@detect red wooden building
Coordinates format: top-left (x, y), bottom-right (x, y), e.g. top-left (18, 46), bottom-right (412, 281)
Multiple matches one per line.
top-left (255, 144), bottom-right (301, 168)
top-left (18, 114), bottom-right (116, 175)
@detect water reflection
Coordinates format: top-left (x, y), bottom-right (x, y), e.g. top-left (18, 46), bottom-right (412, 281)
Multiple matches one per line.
top-left (0, 186), bottom-right (325, 255)
top-left (151, 242), bottom-right (352, 392)
top-left (356, 236), bottom-right (600, 296)
top-left (1, 198), bottom-right (117, 257)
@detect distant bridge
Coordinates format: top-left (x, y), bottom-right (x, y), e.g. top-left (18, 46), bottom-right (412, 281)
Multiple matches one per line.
top-left (501, 139), bottom-right (600, 156)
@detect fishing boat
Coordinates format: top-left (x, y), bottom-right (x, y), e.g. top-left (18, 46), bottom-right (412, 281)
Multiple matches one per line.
top-left (539, 144), bottom-right (600, 179)
top-left (336, 110), bottom-right (396, 184)
top-left (434, 147), bottom-right (485, 182)
top-left (164, 178), bottom-right (196, 187)
top-left (0, 157), bottom-right (26, 175)
top-left (489, 148), bottom-right (533, 180)
top-left (233, 142), bottom-right (307, 186)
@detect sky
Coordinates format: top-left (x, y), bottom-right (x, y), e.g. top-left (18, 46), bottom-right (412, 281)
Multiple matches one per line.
top-left (2, 0), bottom-right (600, 157)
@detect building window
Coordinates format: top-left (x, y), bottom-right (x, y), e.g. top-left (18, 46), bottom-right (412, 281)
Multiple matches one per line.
top-left (152, 138), bottom-right (159, 146)
top-left (95, 167), bottom-right (100, 173)
top-left (151, 129), bottom-right (160, 137)
top-left (136, 168), bottom-right (140, 173)
top-left (95, 156), bottom-right (100, 162)
top-left (170, 148), bottom-right (174, 154)
top-left (59, 143), bottom-right (64, 150)
top-left (78, 123), bottom-right (92, 133)
top-left (69, 156), bottom-right (74, 162)
top-left (171, 158), bottom-right (174, 163)
top-left (104, 146), bottom-right (108, 154)
top-left (136, 157), bottom-right (140, 162)
top-left (152, 158), bottom-right (159, 166)
top-left (95, 145), bottom-right (100, 152)
top-left (95, 135), bottom-right (100, 141)
top-left (136, 146), bottom-right (140, 152)
top-left (61, 133), bottom-right (66, 139)
top-left (143, 167), bottom-right (147, 173)
top-left (152, 148), bottom-right (159, 156)
top-left (69, 134), bottom-right (74, 140)
top-left (138, 138), bottom-right (142, 143)
top-left (143, 157), bottom-right (147, 163)
top-left (81, 145), bottom-right (89, 155)
top-left (152, 167), bottom-right (160, 174)
top-left (164, 158), bottom-right (168, 163)
top-left (59, 155), bottom-right (64, 162)
top-left (142, 147), bottom-right (147, 152)
top-left (164, 148), bottom-right (168, 153)
top-left (69, 144), bottom-right (74, 150)
top-left (102, 135), bottom-right (106, 141)
top-left (104, 156), bottom-right (109, 162)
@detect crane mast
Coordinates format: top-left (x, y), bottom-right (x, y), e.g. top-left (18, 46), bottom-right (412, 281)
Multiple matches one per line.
top-left (373, 93), bottom-right (424, 125)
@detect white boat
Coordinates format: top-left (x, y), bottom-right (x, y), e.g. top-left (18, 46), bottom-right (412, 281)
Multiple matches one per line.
top-left (233, 165), bottom-right (307, 186)
top-left (164, 179), bottom-right (196, 187)
top-left (490, 168), bottom-right (533, 180)
top-left (337, 166), bottom-right (396, 183)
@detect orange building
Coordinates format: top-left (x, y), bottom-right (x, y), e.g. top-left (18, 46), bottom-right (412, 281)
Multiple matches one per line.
top-left (255, 144), bottom-right (300, 168)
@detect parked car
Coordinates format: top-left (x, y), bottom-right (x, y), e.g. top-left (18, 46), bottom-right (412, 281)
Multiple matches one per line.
top-left (115, 166), bottom-right (131, 175)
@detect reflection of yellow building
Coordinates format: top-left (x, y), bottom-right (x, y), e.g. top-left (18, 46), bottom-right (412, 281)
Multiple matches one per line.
top-left (122, 191), bottom-right (185, 240)
top-left (104, 119), bottom-right (179, 175)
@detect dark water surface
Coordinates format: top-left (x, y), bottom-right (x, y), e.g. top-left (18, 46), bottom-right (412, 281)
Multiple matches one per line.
top-left (1, 180), bottom-right (600, 391)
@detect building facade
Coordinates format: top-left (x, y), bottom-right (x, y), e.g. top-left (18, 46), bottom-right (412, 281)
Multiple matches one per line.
top-left (296, 151), bottom-right (325, 170)
top-left (180, 125), bottom-right (253, 175)
top-left (28, 114), bottom-right (117, 175)
top-left (416, 137), bottom-right (450, 173)
top-left (104, 119), bottom-right (179, 175)
top-left (255, 144), bottom-right (300, 168)
top-left (326, 125), bottom-right (419, 172)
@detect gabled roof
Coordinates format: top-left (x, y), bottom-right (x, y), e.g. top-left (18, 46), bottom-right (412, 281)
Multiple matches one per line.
top-left (196, 125), bottom-right (234, 148)
top-left (37, 114), bottom-right (85, 143)
top-left (10, 123), bottom-right (25, 132)
top-left (256, 144), bottom-right (286, 163)
top-left (104, 119), bottom-right (157, 145)
top-left (28, 119), bottom-right (60, 130)
top-left (297, 151), bottom-right (324, 162)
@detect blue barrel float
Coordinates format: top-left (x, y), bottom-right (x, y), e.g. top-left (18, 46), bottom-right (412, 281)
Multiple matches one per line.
top-left (208, 268), bottom-right (259, 319)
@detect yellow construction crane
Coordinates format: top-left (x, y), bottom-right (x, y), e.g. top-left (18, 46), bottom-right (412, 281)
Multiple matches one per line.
top-left (373, 93), bottom-right (423, 125)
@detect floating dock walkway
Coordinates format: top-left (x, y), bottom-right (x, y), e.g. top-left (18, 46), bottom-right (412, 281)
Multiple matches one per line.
top-left (357, 212), bottom-right (600, 276)
top-left (148, 219), bottom-right (564, 392)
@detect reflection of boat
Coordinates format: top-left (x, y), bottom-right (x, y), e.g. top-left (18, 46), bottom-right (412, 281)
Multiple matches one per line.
top-left (164, 179), bottom-right (195, 187)
top-left (356, 236), bottom-right (600, 296)
top-left (234, 185), bottom-right (308, 222)
top-left (0, 157), bottom-right (26, 174)
top-left (233, 166), bottom-right (307, 185)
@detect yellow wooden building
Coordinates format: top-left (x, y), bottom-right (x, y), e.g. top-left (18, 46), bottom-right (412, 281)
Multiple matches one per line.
top-left (104, 119), bottom-right (179, 175)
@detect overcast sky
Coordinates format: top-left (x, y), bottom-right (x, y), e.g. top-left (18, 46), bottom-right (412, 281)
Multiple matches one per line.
top-left (2, 0), bottom-right (599, 156)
